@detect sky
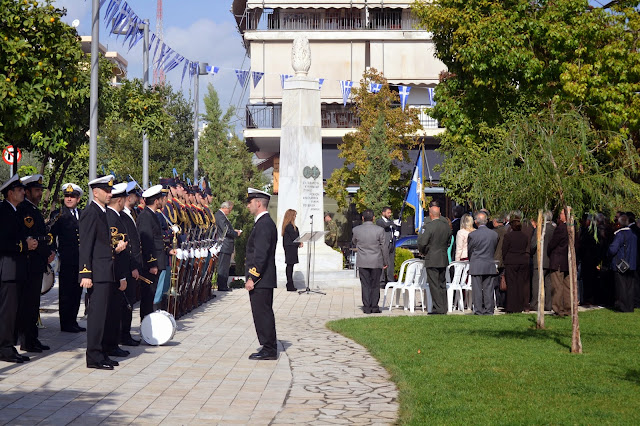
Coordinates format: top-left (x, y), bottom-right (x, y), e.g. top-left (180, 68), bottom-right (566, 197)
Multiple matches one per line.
top-left (53, 0), bottom-right (249, 133)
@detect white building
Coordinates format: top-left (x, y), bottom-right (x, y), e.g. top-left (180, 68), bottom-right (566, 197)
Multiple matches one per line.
top-left (231, 0), bottom-right (446, 196)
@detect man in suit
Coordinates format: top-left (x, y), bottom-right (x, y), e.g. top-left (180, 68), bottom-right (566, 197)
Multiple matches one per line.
top-left (16, 175), bottom-right (55, 353)
top-left (450, 205), bottom-right (465, 248)
top-left (468, 211), bottom-right (499, 315)
top-left (530, 211), bottom-right (555, 311)
top-left (0, 175), bottom-right (37, 363)
top-left (244, 188), bottom-right (278, 361)
top-left (353, 209), bottom-right (390, 313)
top-left (120, 181), bottom-right (142, 346)
top-left (418, 200), bottom-right (452, 314)
top-left (215, 201), bottom-right (242, 292)
top-left (492, 215), bottom-right (508, 308)
top-left (80, 175), bottom-right (125, 370)
top-left (547, 209), bottom-right (570, 316)
top-left (376, 206), bottom-right (397, 284)
top-left (50, 183), bottom-right (86, 333)
top-left (137, 185), bottom-right (167, 319)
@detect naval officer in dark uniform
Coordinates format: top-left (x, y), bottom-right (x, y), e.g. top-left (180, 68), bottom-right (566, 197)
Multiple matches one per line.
top-left (79, 175), bottom-right (124, 370)
top-left (244, 188), bottom-right (278, 360)
top-left (120, 181), bottom-right (142, 346)
top-left (0, 175), bottom-right (37, 363)
top-left (50, 183), bottom-right (85, 332)
top-left (17, 174), bottom-right (54, 353)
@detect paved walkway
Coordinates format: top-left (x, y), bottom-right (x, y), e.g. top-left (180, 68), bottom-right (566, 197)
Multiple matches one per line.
top-left (0, 285), bottom-right (399, 425)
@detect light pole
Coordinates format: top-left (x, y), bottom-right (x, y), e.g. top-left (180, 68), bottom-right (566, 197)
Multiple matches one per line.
top-left (89, 0), bottom-right (100, 189)
top-left (194, 62), bottom-right (208, 184)
top-left (141, 20), bottom-right (150, 189)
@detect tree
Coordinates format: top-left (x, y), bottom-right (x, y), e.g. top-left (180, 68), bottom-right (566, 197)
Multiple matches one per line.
top-left (0, 0), bottom-right (86, 167)
top-left (326, 68), bottom-right (421, 211)
top-left (412, 0), bottom-right (640, 203)
top-left (361, 113), bottom-right (391, 214)
top-left (198, 83), bottom-right (265, 272)
top-left (472, 107), bottom-right (640, 352)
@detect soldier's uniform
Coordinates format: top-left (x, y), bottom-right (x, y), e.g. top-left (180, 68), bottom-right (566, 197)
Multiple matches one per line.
top-left (120, 181), bottom-right (142, 346)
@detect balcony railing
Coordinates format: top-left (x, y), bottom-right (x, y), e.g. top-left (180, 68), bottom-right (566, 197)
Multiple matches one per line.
top-left (245, 9), bottom-right (421, 31)
top-left (246, 104), bottom-right (439, 130)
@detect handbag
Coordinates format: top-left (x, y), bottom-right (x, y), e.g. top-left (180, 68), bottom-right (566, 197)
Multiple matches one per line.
top-left (499, 273), bottom-right (507, 291)
top-left (616, 232), bottom-right (631, 274)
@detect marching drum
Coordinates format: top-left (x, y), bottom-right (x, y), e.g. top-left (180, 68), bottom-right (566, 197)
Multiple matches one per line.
top-left (41, 264), bottom-right (55, 295)
top-left (140, 310), bottom-right (177, 345)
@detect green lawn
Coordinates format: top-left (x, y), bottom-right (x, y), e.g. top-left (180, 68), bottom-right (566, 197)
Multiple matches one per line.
top-left (327, 310), bottom-right (640, 425)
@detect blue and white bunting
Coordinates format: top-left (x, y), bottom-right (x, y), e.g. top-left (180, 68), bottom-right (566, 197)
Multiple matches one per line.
top-left (399, 85), bottom-right (411, 111)
top-left (318, 78), bottom-right (325, 90)
top-left (280, 74), bottom-right (293, 89)
top-left (205, 65), bottom-right (219, 75)
top-left (252, 71), bottom-right (264, 88)
top-left (368, 82), bottom-right (382, 93)
top-left (428, 88), bottom-right (436, 106)
top-left (340, 80), bottom-right (353, 106)
top-left (235, 69), bottom-right (250, 88)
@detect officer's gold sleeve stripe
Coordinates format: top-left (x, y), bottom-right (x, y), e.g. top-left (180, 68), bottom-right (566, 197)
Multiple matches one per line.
top-left (147, 256), bottom-right (157, 263)
top-left (80, 267), bottom-right (91, 273)
top-left (248, 267), bottom-right (260, 278)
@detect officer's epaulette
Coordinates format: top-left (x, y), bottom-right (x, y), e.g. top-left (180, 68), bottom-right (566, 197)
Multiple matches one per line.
top-left (173, 198), bottom-right (185, 207)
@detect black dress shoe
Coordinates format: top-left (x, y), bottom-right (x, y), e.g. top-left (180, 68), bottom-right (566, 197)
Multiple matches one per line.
top-left (371, 308), bottom-right (382, 314)
top-left (120, 337), bottom-right (141, 346)
top-left (286, 287), bottom-right (297, 292)
top-left (18, 354), bottom-right (30, 362)
top-left (1, 354), bottom-right (24, 363)
top-left (363, 308), bottom-right (371, 314)
top-left (104, 357), bottom-right (119, 366)
top-left (107, 347), bottom-right (130, 357)
top-left (74, 324), bottom-right (87, 332)
top-left (20, 345), bottom-right (42, 353)
top-left (248, 351), bottom-right (277, 360)
top-left (61, 325), bottom-right (82, 333)
top-left (87, 361), bottom-right (114, 370)
top-left (36, 341), bottom-right (50, 350)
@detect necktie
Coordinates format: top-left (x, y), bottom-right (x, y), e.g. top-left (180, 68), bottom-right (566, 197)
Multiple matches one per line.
top-left (74, 209), bottom-right (78, 220)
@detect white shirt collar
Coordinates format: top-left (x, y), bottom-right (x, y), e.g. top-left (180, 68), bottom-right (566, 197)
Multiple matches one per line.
top-left (4, 199), bottom-right (17, 211)
top-left (255, 211), bottom-right (269, 223)
top-left (92, 199), bottom-right (106, 213)
top-left (107, 206), bottom-right (120, 216)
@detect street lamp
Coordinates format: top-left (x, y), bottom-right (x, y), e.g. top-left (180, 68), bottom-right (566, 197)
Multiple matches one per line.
top-left (194, 62), bottom-right (208, 184)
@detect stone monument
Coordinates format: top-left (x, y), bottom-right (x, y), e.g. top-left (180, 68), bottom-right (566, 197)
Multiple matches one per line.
top-left (275, 35), bottom-right (346, 287)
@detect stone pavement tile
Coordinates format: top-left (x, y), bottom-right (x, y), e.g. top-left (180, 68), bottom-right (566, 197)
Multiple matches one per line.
top-left (0, 407), bottom-right (27, 425)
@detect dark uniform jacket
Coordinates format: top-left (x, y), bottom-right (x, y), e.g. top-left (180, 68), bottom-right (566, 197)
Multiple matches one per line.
top-left (49, 206), bottom-right (81, 266)
top-left (282, 223), bottom-right (300, 265)
top-left (547, 221), bottom-right (569, 272)
top-left (106, 208), bottom-right (129, 282)
top-left (245, 212), bottom-right (277, 288)
top-left (78, 201), bottom-right (114, 283)
top-left (468, 225), bottom-right (499, 276)
top-left (18, 199), bottom-right (51, 274)
top-left (215, 209), bottom-right (237, 254)
top-left (137, 207), bottom-right (166, 271)
top-left (502, 229), bottom-right (530, 266)
top-left (121, 208), bottom-right (142, 273)
top-left (417, 216), bottom-right (452, 268)
top-left (0, 200), bottom-right (28, 282)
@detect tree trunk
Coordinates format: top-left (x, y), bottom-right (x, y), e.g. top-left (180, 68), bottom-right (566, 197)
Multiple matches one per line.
top-left (536, 209), bottom-right (545, 329)
top-left (566, 206), bottom-right (583, 354)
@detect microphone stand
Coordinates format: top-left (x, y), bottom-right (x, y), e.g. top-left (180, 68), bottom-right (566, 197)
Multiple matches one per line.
top-left (299, 214), bottom-right (325, 296)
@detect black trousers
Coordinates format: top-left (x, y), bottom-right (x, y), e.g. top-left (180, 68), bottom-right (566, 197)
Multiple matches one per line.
top-left (427, 267), bottom-right (447, 314)
top-left (286, 264), bottom-right (295, 289)
top-left (16, 267), bottom-right (43, 347)
top-left (0, 280), bottom-right (19, 358)
top-left (59, 262), bottom-right (82, 328)
top-left (86, 282), bottom-right (112, 365)
top-left (615, 271), bottom-right (635, 312)
top-left (505, 264), bottom-right (530, 313)
top-left (139, 272), bottom-right (157, 320)
top-left (249, 287), bottom-right (277, 354)
top-left (472, 274), bottom-right (496, 315)
top-left (217, 252), bottom-right (232, 290)
top-left (102, 283), bottom-right (122, 352)
top-left (120, 275), bottom-right (138, 340)
top-left (531, 268), bottom-right (552, 311)
top-left (359, 268), bottom-right (382, 312)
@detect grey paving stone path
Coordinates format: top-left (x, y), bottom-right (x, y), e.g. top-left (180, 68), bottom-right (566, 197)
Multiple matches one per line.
top-left (0, 284), bottom-right (399, 425)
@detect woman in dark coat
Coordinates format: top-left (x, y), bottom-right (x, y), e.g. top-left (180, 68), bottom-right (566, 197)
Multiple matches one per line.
top-left (282, 209), bottom-right (302, 292)
top-left (502, 216), bottom-right (531, 313)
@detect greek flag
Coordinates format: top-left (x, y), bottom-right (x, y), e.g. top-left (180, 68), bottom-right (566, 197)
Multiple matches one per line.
top-left (399, 85), bottom-right (411, 111)
top-left (280, 74), bottom-right (293, 89)
top-left (404, 147), bottom-right (426, 233)
top-left (368, 82), bottom-right (382, 93)
top-left (205, 65), bottom-right (219, 75)
top-left (252, 71), bottom-right (264, 88)
top-left (318, 78), bottom-right (325, 90)
top-left (235, 69), bottom-right (250, 88)
top-left (340, 80), bottom-right (353, 106)
top-left (428, 87), bottom-right (436, 106)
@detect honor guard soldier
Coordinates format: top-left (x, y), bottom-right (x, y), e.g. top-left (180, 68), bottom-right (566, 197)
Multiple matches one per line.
top-left (155, 185), bottom-right (175, 306)
top-left (104, 182), bottom-right (130, 358)
top-left (16, 175), bottom-right (54, 353)
top-left (120, 181), bottom-right (142, 346)
top-left (80, 175), bottom-right (123, 370)
top-left (50, 183), bottom-right (86, 333)
top-left (137, 184), bottom-right (166, 318)
top-left (245, 188), bottom-right (278, 360)
top-left (0, 175), bottom-right (36, 363)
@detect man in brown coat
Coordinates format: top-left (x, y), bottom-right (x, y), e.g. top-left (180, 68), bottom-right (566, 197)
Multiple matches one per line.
top-left (547, 209), bottom-right (570, 316)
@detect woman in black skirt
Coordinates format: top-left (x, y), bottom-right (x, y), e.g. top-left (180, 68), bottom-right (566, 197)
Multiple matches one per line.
top-left (282, 209), bottom-right (302, 291)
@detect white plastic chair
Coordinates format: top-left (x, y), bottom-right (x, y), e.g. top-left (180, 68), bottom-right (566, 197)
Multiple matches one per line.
top-left (386, 261), bottom-right (422, 311)
top-left (446, 261), bottom-right (468, 313)
top-left (382, 258), bottom-right (421, 310)
top-left (401, 266), bottom-right (430, 313)
top-left (460, 264), bottom-right (473, 310)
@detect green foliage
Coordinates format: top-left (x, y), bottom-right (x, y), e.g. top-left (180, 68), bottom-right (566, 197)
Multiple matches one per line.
top-left (361, 113), bottom-right (391, 213)
top-left (198, 83), bottom-right (265, 272)
top-left (412, 0), bottom-right (640, 204)
top-left (326, 68), bottom-right (420, 211)
top-left (394, 248), bottom-right (414, 278)
top-left (328, 309), bottom-right (640, 424)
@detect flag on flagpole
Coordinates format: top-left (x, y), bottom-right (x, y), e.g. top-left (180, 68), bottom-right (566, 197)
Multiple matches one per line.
top-left (404, 146), bottom-right (427, 233)
top-left (252, 71), bottom-right (264, 88)
top-left (205, 65), bottom-right (219, 75)
top-left (340, 80), bottom-right (353, 106)
top-left (399, 85), bottom-right (411, 111)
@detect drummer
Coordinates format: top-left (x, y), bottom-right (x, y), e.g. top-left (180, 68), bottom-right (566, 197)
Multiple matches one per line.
top-left (50, 183), bottom-right (86, 333)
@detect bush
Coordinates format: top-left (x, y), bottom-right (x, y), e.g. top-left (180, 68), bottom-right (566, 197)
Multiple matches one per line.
top-left (395, 248), bottom-right (414, 279)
